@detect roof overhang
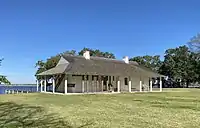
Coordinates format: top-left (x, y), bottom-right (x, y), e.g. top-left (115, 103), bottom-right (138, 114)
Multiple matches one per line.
top-left (134, 66), bottom-right (164, 78)
top-left (36, 64), bottom-right (68, 76)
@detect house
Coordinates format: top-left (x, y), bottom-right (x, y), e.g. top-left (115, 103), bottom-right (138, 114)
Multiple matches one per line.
top-left (37, 51), bottom-right (163, 94)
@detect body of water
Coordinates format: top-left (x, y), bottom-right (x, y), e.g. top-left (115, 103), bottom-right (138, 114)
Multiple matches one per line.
top-left (0, 85), bottom-right (39, 94)
top-left (0, 85), bottom-right (51, 94)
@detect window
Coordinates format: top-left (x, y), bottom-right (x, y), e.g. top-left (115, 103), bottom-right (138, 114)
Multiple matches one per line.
top-left (92, 75), bottom-right (98, 81)
top-left (82, 75), bottom-right (89, 80)
top-left (104, 76), bottom-right (108, 82)
top-left (72, 75), bottom-right (82, 77)
top-left (124, 78), bottom-right (128, 85)
top-left (68, 84), bottom-right (75, 87)
top-left (113, 76), bottom-right (115, 81)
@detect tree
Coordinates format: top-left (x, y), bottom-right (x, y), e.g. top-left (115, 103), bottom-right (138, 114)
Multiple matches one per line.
top-left (188, 33), bottom-right (200, 52)
top-left (187, 34), bottom-right (200, 84)
top-left (0, 58), bottom-right (11, 84)
top-left (62, 50), bottom-right (76, 56)
top-left (102, 52), bottom-right (115, 59)
top-left (129, 55), bottom-right (162, 72)
top-left (78, 47), bottom-right (115, 59)
top-left (0, 76), bottom-right (11, 85)
top-left (0, 58), bottom-right (3, 66)
top-left (189, 52), bottom-right (200, 82)
top-left (159, 45), bottom-right (199, 87)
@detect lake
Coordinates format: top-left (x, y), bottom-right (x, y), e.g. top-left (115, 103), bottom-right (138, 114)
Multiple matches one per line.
top-left (0, 85), bottom-right (53, 94)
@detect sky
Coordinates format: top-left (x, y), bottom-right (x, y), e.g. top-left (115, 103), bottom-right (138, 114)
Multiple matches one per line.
top-left (0, 0), bottom-right (199, 84)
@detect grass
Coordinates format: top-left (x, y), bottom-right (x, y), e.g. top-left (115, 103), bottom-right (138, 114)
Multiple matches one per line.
top-left (1, 88), bottom-right (200, 128)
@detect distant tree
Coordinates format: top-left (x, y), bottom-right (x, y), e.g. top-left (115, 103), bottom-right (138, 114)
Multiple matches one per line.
top-left (130, 46), bottom-right (200, 87)
top-left (0, 76), bottom-right (11, 85)
top-left (188, 33), bottom-right (200, 52)
top-left (189, 52), bottom-right (200, 82)
top-left (102, 52), bottom-right (115, 59)
top-left (62, 50), bottom-right (76, 56)
top-left (35, 60), bottom-right (45, 69)
top-left (0, 58), bottom-right (3, 66)
top-left (129, 55), bottom-right (162, 72)
top-left (78, 47), bottom-right (115, 59)
top-left (0, 58), bottom-right (11, 84)
top-left (159, 45), bottom-right (199, 87)
top-left (188, 34), bottom-right (200, 84)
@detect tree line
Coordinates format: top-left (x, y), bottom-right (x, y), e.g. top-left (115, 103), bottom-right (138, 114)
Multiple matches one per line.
top-left (35, 34), bottom-right (200, 87)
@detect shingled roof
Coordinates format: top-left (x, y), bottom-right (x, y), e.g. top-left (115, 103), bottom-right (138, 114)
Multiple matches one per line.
top-left (37, 54), bottom-right (162, 77)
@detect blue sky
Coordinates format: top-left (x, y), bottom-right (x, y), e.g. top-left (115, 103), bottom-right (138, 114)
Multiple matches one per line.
top-left (0, 0), bottom-right (199, 84)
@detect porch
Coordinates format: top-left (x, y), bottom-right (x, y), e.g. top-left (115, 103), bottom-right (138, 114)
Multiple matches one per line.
top-left (36, 74), bottom-right (163, 94)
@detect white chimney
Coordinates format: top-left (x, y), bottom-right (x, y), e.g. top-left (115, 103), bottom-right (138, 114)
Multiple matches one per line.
top-left (123, 56), bottom-right (129, 64)
top-left (83, 51), bottom-right (90, 60)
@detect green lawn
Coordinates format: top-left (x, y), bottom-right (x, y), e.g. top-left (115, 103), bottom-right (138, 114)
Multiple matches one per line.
top-left (1, 89), bottom-right (200, 128)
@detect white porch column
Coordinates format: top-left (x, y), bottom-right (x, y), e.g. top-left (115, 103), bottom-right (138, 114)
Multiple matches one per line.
top-left (150, 80), bottom-right (153, 92)
top-left (160, 78), bottom-right (162, 92)
top-left (92, 81), bottom-right (94, 92)
top-left (87, 80), bottom-right (89, 93)
top-left (82, 81), bottom-right (85, 93)
top-left (40, 80), bottom-right (43, 92)
top-left (140, 81), bottom-right (142, 92)
top-left (128, 81), bottom-right (131, 92)
top-left (101, 80), bottom-right (104, 92)
top-left (95, 81), bottom-right (98, 92)
top-left (96, 81), bottom-right (101, 92)
top-left (36, 80), bottom-right (39, 92)
top-left (52, 78), bottom-right (55, 93)
top-left (117, 81), bottom-right (120, 93)
top-left (65, 79), bottom-right (68, 94)
top-left (44, 79), bottom-right (47, 92)
top-left (106, 81), bottom-right (109, 91)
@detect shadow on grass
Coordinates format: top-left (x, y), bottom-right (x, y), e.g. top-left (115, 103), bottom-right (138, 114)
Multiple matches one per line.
top-left (0, 102), bottom-right (93, 128)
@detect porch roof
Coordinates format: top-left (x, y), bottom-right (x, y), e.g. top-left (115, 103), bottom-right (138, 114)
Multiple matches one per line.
top-left (37, 64), bottom-right (68, 76)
